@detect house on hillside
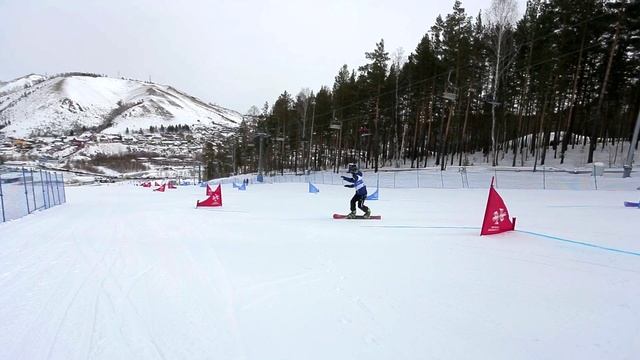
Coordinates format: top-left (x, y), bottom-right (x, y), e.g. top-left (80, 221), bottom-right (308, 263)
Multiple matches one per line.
top-left (70, 138), bottom-right (87, 148)
top-left (11, 138), bottom-right (34, 150)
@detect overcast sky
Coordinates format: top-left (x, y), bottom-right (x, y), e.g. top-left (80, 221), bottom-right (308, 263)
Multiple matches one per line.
top-left (0, 0), bottom-right (524, 113)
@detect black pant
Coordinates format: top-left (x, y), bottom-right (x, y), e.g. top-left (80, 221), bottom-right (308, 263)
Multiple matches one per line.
top-left (350, 193), bottom-right (369, 212)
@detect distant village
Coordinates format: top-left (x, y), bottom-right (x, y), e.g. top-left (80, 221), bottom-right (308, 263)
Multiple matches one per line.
top-left (0, 129), bottom-right (208, 179)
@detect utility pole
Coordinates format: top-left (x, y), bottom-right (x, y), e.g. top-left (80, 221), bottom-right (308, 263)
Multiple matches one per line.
top-left (254, 132), bottom-right (268, 182)
top-left (307, 98), bottom-right (316, 172)
top-left (232, 138), bottom-right (236, 175)
top-left (623, 106), bottom-right (640, 178)
top-left (301, 96), bottom-right (309, 174)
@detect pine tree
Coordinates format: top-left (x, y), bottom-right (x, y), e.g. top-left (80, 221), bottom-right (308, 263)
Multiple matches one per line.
top-left (358, 39), bottom-right (390, 172)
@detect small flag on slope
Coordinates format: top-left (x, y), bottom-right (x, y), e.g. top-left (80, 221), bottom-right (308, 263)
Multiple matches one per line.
top-left (309, 182), bottom-right (319, 193)
top-left (197, 184), bottom-right (222, 207)
top-left (480, 177), bottom-right (516, 235)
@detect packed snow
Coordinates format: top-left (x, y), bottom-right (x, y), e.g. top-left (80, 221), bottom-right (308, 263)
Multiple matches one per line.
top-left (0, 173), bottom-right (639, 359)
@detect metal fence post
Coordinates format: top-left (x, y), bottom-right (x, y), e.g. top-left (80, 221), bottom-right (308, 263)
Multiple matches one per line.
top-left (494, 168), bottom-right (498, 188)
top-left (55, 173), bottom-right (62, 204)
top-left (463, 168), bottom-right (469, 188)
top-left (40, 169), bottom-right (49, 209)
top-left (61, 173), bottom-right (66, 203)
top-left (394, 172), bottom-right (397, 188)
top-left (543, 166), bottom-right (546, 190)
top-left (416, 169), bottom-right (419, 188)
top-left (30, 169), bottom-right (37, 210)
top-left (440, 170), bottom-right (444, 188)
top-left (0, 174), bottom-right (5, 222)
top-left (47, 171), bottom-right (58, 206)
top-left (22, 168), bottom-right (31, 214)
top-left (593, 164), bottom-right (598, 190)
top-left (45, 171), bottom-right (53, 206)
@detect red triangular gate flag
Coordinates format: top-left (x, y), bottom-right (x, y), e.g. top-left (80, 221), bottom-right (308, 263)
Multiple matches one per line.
top-left (481, 177), bottom-right (516, 235)
top-left (154, 184), bottom-right (166, 192)
top-left (168, 182), bottom-right (177, 189)
top-left (197, 184), bottom-right (222, 207)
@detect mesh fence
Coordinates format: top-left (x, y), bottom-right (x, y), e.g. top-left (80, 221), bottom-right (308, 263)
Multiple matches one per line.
top-left (0, 168), bottom-right (66, 223)
top-left (250, 166), bottom-right (637, 191)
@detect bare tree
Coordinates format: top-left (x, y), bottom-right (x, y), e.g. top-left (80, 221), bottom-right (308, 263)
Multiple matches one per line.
top-left (486, 0), bottom-right (518, 166)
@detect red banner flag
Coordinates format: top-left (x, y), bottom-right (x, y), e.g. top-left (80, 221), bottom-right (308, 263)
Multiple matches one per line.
top-left (197, 184), bottom-right (222, 207)
top-left (481, 177), bottom-right (516, 235)
top-left (153, 184), bottom-right (166, 192)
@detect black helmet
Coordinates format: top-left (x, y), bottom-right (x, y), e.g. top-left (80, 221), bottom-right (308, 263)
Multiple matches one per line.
top-left (348, 163), bottom-right (358, 173)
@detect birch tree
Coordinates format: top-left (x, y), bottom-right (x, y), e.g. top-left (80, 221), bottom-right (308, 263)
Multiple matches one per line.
top-left (486, 0), bottom-right (518, 166)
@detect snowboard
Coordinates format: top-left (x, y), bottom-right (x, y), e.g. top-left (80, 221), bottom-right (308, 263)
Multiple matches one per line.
top-left (624, 201), bottom-right (639, 208)
top-left (333, 213), bottom-right (382, 220)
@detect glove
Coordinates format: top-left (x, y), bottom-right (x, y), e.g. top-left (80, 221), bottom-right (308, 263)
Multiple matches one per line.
top-left (344, 185), bottom-right (350, 188)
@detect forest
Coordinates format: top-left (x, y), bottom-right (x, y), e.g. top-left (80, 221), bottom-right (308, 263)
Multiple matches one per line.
top-left (203, 0), bottom-right (639, 179)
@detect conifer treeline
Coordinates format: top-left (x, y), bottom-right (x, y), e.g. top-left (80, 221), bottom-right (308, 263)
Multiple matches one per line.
top-left (211, 0), bottom-right (639, 177)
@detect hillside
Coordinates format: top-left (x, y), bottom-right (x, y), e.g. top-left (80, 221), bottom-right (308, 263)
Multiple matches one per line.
top-left (0, 73), bottom-right (242, 137)
top-left (0, 74), bottom-right (46, 96)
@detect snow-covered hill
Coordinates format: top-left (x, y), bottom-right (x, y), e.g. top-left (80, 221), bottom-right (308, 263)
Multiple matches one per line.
top-left (0, 74), bottom-right (46, 96)
top-left (0, 74), bottom-right (242, 137)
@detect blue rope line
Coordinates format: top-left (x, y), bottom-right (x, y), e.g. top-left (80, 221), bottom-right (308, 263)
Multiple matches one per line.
top-left (365, 225), bottom-right (480, 230)
top-left (515, 230), bottom-right (640, 257)
top-left (365, 225), bottom-right (640, 257)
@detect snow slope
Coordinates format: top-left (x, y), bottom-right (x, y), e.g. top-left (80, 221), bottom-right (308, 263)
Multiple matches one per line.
top-left (0, 177), bottom-right (638, 359)
top-left (0, 74), bottom-right (46, 96)
top-left (0, 75), bottom-right (241, 137)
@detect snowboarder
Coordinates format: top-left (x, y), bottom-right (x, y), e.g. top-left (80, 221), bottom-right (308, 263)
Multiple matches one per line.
top-left (341, 163), bottom-right (371, 219)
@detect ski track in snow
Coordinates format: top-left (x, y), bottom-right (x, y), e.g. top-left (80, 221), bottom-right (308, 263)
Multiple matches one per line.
top-left (0, 181), bottom-right (639, 359)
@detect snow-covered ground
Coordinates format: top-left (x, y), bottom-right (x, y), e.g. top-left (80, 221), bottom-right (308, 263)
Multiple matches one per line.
top-left (0, 74), bottom-right (46, 95)
top-left (0, 177), bottom-right (639, 359)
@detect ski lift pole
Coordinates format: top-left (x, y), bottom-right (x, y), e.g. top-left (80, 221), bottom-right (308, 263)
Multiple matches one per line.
top-left (623, 106), bottom-right (640, 178)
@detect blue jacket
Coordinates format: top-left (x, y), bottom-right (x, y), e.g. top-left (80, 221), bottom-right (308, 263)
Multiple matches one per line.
top-left (342, 171), bottom-right (367, 196)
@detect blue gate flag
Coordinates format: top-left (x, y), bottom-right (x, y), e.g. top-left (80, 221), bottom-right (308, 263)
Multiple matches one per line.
top-left (309, 182), bottom-right (319, 193)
